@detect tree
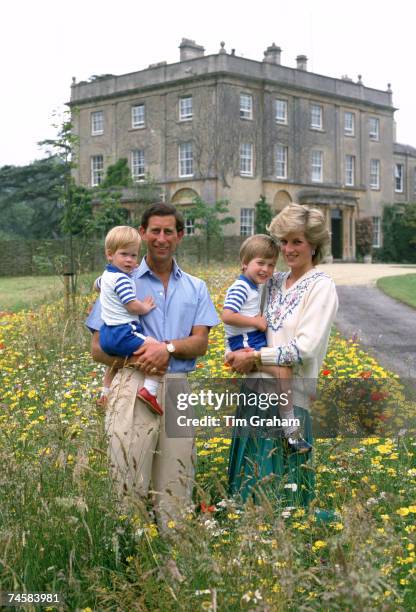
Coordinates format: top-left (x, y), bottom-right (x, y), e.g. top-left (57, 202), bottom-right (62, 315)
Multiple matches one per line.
top-left (255, 196), bottom-right (272, 233)
top-left (0, 157), bottom-right (65, 239)
top-left (184, 196), bottom-right (235, 262)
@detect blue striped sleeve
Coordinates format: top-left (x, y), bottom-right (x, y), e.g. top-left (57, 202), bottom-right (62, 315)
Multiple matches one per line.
top-left (114, 276), bottom-right (136, 304)
top-left (223, 283), bottom-right (249, 313)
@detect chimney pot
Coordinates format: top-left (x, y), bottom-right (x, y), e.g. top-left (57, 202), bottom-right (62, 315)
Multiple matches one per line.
top-left (179, 38), bottom-right (205, 61)
top-left (296, 55), bottom-right (308, 71)
top-left (263, 43), bottom-right (281, 65)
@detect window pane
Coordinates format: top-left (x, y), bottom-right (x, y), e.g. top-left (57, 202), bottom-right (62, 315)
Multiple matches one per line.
top-left (369, 117), bottom-right (380, 140)
top-left (372, 216), bottom-right (381, 248)
top-left (180, 96), bottom-right (193, 120)
top-left (240, 143), bottom-right (253, 176)
top-left (311, 150), bottom-right (323, 182)
top-left (240, 94), bottom-right (253, 120)
top-left (275, 99), bottom-right (287, 123)
top-left (132, 104), bottom-right (145, 128)
top-left (345, 155), bottom-right (355, 186)
top-left (91, 155), bottom-right (104, 186)
top-left (310, 104), bottom-right (322, 129)
top-left (131, 149), bottom-right (145, 180)
top-left (179, 143), bottom-right (193, 176)
top-left (91, 111), bottom-right (103, 135)
top-left (240, 208), bottom-right (254, 236)
top-left (275, 145), bottom-right (287, 178)
top-left (184, 217), bottom-right (195, 235)
top-left (370, 159), bottom-right (380, 189)
top-left (344, 112), bottom-right (355, 135)
top-left (395, 163), bottom-right (404, 192)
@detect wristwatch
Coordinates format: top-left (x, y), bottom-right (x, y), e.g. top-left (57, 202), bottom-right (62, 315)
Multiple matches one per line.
top-left (253, 350), bottom-right (262, 366)
top-left (166, 342), bottom-right (176, 355)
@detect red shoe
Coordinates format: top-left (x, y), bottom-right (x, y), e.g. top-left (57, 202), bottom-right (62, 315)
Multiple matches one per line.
top-left (137, 387), bottom-right (163, 416)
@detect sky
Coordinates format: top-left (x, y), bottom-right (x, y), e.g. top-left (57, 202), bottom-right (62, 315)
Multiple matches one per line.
top-left (1, 0), bottom-right (415, 167)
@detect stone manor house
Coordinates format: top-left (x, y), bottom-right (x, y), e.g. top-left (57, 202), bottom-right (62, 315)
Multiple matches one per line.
top-left (69, 39), bottom-right (416, 260)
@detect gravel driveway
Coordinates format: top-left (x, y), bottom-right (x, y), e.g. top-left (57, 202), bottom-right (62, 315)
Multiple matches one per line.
top-left (317, 263), bottom-right (416, 378)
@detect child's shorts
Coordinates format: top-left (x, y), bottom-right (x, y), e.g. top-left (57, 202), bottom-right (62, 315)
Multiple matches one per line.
top-left (227, 329), bottom-right (267, 352)
top-left (99, 321), bottom-right (146, 357)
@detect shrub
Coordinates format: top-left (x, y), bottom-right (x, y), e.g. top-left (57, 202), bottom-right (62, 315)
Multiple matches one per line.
top-left (355, 217), bottom-right (373, 257)
top-left (379, 203), bottom-right (416, 263)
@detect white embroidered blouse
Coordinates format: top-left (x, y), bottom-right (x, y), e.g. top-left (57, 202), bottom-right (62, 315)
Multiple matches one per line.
top-left (259, 268), bottom-right (338, 408)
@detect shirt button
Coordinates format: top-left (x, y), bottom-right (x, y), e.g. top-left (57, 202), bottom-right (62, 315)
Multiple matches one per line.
top-left (159, 292), bottom-right (163, 296)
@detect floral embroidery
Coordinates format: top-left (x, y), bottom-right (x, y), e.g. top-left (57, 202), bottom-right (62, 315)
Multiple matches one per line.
top-left (266, 270), bottom-right (328, 332)
top-left (276, 340), bottom-right (301, 366)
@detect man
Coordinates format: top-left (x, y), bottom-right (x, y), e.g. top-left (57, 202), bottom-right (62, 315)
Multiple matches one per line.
top-left (86, 203), bottom-right (219, 529)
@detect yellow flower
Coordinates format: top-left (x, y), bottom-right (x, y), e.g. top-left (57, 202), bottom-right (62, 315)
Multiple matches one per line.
top-left (312, 540), bottom-right (327, 552)
top-left (227, 513), bottom-right (240, 520)
top-left (396, 507), bottom-right (410, 517)
top-left (167, 520), bottom-right (176, 529)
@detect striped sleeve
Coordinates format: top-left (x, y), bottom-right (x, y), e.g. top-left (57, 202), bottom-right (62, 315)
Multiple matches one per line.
top-left (114, 275), bottom-right (136, 304)
top-left (223, 281), bottom-right (249, 313)
top-left (94, 276), bottom-right (102, 291)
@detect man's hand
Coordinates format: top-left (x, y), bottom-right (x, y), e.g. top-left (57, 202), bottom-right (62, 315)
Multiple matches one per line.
top-left (251, 314), bottom-right (268, 332)
top-left (226, 348), bottom-right (256, 374)
top-left (132, 341), bottom-right (169, 375)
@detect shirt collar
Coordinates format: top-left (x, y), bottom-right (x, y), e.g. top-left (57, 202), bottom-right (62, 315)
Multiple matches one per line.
top-left (106, 263), bottom-right (131, 276)
top-left (135, 256), bottom-right (182, 279)
top-left (239, 274), bottom-right (258, 290)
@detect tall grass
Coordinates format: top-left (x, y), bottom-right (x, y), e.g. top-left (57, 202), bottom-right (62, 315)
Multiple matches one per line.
top-left (0, 269), bottom-right (415, 610)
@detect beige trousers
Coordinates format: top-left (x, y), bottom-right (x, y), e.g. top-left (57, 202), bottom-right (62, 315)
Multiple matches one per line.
top-left (105, 368), bottom-right (195, 530)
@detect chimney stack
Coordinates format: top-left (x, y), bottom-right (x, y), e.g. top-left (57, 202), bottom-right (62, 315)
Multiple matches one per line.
top-left (263, 43), bottom-right (281, 65)
top-left (179, 38), bottom-right (205, 61)
top-left (296, 55), bottom-right (308, 71)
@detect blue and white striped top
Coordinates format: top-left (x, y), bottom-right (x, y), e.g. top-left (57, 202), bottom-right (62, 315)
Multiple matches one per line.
top-left (100, 264), bottom-right (138, 326)
top-left (223, 274), bottom-right (260, 339)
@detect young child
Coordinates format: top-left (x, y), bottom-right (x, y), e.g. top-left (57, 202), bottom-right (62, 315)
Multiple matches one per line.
top-left (221, 234), bottom-right (311, 453)
top-left (97, 225), bottom-right (163, 416)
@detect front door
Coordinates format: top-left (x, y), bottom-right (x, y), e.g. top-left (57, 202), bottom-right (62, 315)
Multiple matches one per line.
top-left (331, 209), bottom-right (343, 260)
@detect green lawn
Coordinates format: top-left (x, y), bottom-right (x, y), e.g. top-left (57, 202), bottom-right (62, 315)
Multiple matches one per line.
top-left (377, 274), bottom-right (416, 309)
top-left (0, 273), bottom-right (99, 312)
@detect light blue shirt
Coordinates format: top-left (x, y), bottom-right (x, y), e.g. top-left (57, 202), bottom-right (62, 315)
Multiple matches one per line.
top-left (85, 257), bottom-right (220, 372)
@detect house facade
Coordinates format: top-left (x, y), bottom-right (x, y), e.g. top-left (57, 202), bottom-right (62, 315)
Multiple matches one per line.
top-left (69, 39), bottom-right (415, 260)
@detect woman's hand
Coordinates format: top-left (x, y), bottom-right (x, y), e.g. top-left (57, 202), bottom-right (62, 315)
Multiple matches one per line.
top-left (226, 348), bottom-right (256, 374)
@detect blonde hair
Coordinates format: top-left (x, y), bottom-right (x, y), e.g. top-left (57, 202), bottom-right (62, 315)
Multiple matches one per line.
top-left (239, 234), bottom-right (280, 266)
top-left (104, 226), bottom-right (141, 254)
top-left (268, 204), bottom-right (329, 264)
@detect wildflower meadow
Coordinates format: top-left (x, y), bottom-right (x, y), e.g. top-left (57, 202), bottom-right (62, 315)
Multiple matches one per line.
top-left (0, 265), bottom-right (415, 610)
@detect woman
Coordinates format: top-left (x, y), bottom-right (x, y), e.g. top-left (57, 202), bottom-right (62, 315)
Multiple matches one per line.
top-left (227, 203), bottom-right (338, 509)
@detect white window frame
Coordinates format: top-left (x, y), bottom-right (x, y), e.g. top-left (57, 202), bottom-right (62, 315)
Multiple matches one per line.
top-left (178, 142), bottom-right (193, 177)
top-left (275, 99), bottom-right (288, 124)
top-left (131, 104), bottom-right (145, 129)
top-left (370, 159), bottom-right (380, 190)
top-left (184, 217), bottom-right (195, 236)
top-left (179, 96), bottom-right (193, 121)
top-left (240, 208), bottom-right (254, 236)
top-left (275, 145), bottom-right (288, 179)
top-left (91, 155), bottom-right (104, 187)
top-left (240, 143), bottom-right (253, 176)
top-left (395, 163), bottom-right (404, 193)
top-left (91, 111), bottom-right (104, 135)
top-left (372, 216), bottom-right (381, 248)
top-left (310, 103), bottom-right (323, 130)
top-left (240, 93), bottom-right (253, 120)
top-left (131, 149), bottom-right (145, 181)
top-left (345, 155), bottom-right (355, 186)
top-left (369, 117), bottom-right (380, 140)
top-left (311, 150), bottom-right (323, 183)
top-left (344, 111), bottom-right (355, 136)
